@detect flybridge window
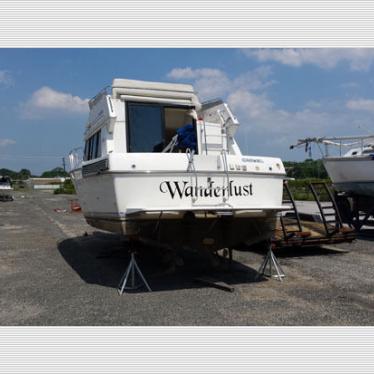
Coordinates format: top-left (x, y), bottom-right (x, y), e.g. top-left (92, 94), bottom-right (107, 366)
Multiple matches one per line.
top-left (84, 130), bottom-right (101, 161)
top-left (126, 102), bottom-right (197, 153)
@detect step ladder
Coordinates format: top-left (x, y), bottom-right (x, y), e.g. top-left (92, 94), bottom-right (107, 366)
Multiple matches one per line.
top-left (309, 182), bottom-right (343, 236)
top-left (280, 181), bottom-right (303, 239)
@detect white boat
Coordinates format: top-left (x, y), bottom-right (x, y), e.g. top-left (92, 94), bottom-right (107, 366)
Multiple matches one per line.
top-left (0, 175), bottom-right (13, 201)
top-left (0, 176), bottom-right (12, 190)
top-left (68, 78), bottom-right (286, 252)
top-left (291, 135), bottom-right (374, 198)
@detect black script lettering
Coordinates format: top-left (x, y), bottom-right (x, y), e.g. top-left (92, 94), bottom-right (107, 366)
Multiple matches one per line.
top-left (159, 181), bottom-right (187, 199)
top-left (242, 185), bottom-right (250, 196)
top-left (185, 185), bottom-right (193, 197)
top-left (234, 185), bottom-right (242, 196)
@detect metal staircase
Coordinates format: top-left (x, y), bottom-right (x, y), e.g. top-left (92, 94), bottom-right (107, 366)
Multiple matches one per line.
top-left (274, 181), bottom-right (355, 250)
top-left (280, 182), bottom-right (303, 238)
top-left (308, 182), bottom-right (343, 235)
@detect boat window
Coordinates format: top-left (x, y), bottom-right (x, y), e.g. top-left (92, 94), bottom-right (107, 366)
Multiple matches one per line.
top-left (86, 137), bottom-right (92, 161)
top-left (90, 136), bottom-right (97, 160)
top-left (84, 130), bottom-right (102, 161)
top-left (127, 103), bottom-right (164, 152)
top-left (126, 102), bottom-right (197, 153)
top-left (95, 130), bottom-right (101, 158)
top-left (83, 141), bottom-right (88, 161)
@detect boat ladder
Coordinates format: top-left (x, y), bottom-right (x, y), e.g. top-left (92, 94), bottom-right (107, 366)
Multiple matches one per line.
top-left (221, 149), bottom-right (231, 203)
top-left (186, 148), bottom-right (199, 203)
top-left (309, 182), bottom-right (343, 236)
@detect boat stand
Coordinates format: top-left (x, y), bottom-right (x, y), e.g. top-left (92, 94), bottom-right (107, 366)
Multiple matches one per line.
top-left (118, 252), bottom-right (152, 294)
top-left (257, 248), bottom-right (285, 282)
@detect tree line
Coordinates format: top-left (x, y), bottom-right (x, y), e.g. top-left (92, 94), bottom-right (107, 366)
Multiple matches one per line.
top-left (0, 167), bottom-right (69, 180)
top-left (283, 159), bottom-right (328, 179)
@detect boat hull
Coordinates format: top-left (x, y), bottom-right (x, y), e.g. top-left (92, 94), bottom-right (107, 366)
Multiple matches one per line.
top-left (323, 156), bottom-right (374, 198)
top-left (86, 213), bottom-right (276, 252)
top-left (71, 169), bottom-right (283, 250)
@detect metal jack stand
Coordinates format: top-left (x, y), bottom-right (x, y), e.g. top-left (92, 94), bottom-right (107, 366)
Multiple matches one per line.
top-left (257, 247), bottom-right (285, 282)
top-left (118, 252), bottom-right (152, 294)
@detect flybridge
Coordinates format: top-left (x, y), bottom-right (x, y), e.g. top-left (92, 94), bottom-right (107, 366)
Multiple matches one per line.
top-left (111, 78), bottom-right (199, 107)
top-left (84, 78), bottom-right (243, 157)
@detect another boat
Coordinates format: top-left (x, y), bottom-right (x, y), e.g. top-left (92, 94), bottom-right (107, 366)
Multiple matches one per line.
top-left (291, 135), bottom-right (374, 229)
top-left (68, 78), bottom-right (286, 252)
top-left (0, 175), bottom-right (13, 201)
top-left (291, 135), bottom-right (374, 198)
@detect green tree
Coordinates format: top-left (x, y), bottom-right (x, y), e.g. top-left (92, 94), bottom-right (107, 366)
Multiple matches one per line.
top-left (41, 167), bottom-right (68, 178)
top-left (284, 159), bottom-right (328, 179)
top-left (0, 168), bottom-right (31, 180)
top-left (18, 168), bottom-right (32, 180)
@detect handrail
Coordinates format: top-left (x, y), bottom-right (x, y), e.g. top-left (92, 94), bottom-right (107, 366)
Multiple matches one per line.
top-left (217, 109), bottom-right (229, 153)
top-left (221, 149), bottom-right (231, 203)
top-left (67, 147), bottom-right (83, 172)
top-left (186, 148), bottom-right (198, 203)
top-left (202, 119), bottom-right (208, 155)
top-left (290, 135), bottom-right (374, 158)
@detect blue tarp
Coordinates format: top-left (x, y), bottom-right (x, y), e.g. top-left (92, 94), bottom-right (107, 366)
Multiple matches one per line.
top-left (176, 124), bottom-right (197, 152)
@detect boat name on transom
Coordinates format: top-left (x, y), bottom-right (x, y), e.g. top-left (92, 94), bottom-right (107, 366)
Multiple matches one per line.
top-left (159, 180), bottom-right (253, 199)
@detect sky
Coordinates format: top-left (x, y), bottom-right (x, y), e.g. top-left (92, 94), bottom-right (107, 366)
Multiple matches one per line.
top-left (1, 48), bottom-right (374, 175)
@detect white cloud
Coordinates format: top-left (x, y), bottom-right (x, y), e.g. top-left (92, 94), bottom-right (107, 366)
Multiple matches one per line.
top-left (167, 65), bottom-right (275, 100)
top-left (0, 70), bottom-right (13, 87)
top-left (21, 86), bottom-right (89, 119)
top-left (340, 82), bottom-right (359, 89)
top-left (305, 100), bottom-right (322, 109)
top-left (168, 67), bottom-right (230, 98)
top-left (167, 67), bottom-right (224, 80)
top-left (245, 48), bottom-right (374, 71)
top-left (0, 138), bottom-right (16, 147)
top-left (232, 66), bottom-right (277, 91)
top-left (346, 98), bottom-right (374, 112)
top-left (227, 90), bottom-right (272, 119)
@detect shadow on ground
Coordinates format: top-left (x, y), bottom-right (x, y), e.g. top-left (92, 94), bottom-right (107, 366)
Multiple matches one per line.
top-left (238, 242), bottom-right (349, 258)
top-left (57, 232), bottom-right (262, 293)
top-left (357, 228), bottom-right (374, 241)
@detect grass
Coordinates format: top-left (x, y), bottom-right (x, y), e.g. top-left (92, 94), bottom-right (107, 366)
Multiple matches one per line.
top-left (54, 179), bottom-right (76, 195)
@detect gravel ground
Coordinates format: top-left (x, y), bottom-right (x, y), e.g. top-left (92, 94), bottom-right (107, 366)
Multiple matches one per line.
top-left (0, 191), bottom-right (373, 325)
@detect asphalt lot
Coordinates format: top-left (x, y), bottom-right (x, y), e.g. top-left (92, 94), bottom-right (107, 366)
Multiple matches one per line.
top-left (0, 191), bottom-right (373, 325)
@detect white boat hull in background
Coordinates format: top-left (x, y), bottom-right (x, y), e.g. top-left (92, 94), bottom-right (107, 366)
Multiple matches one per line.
top-left (323, 156), bottom-right (374, 197)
